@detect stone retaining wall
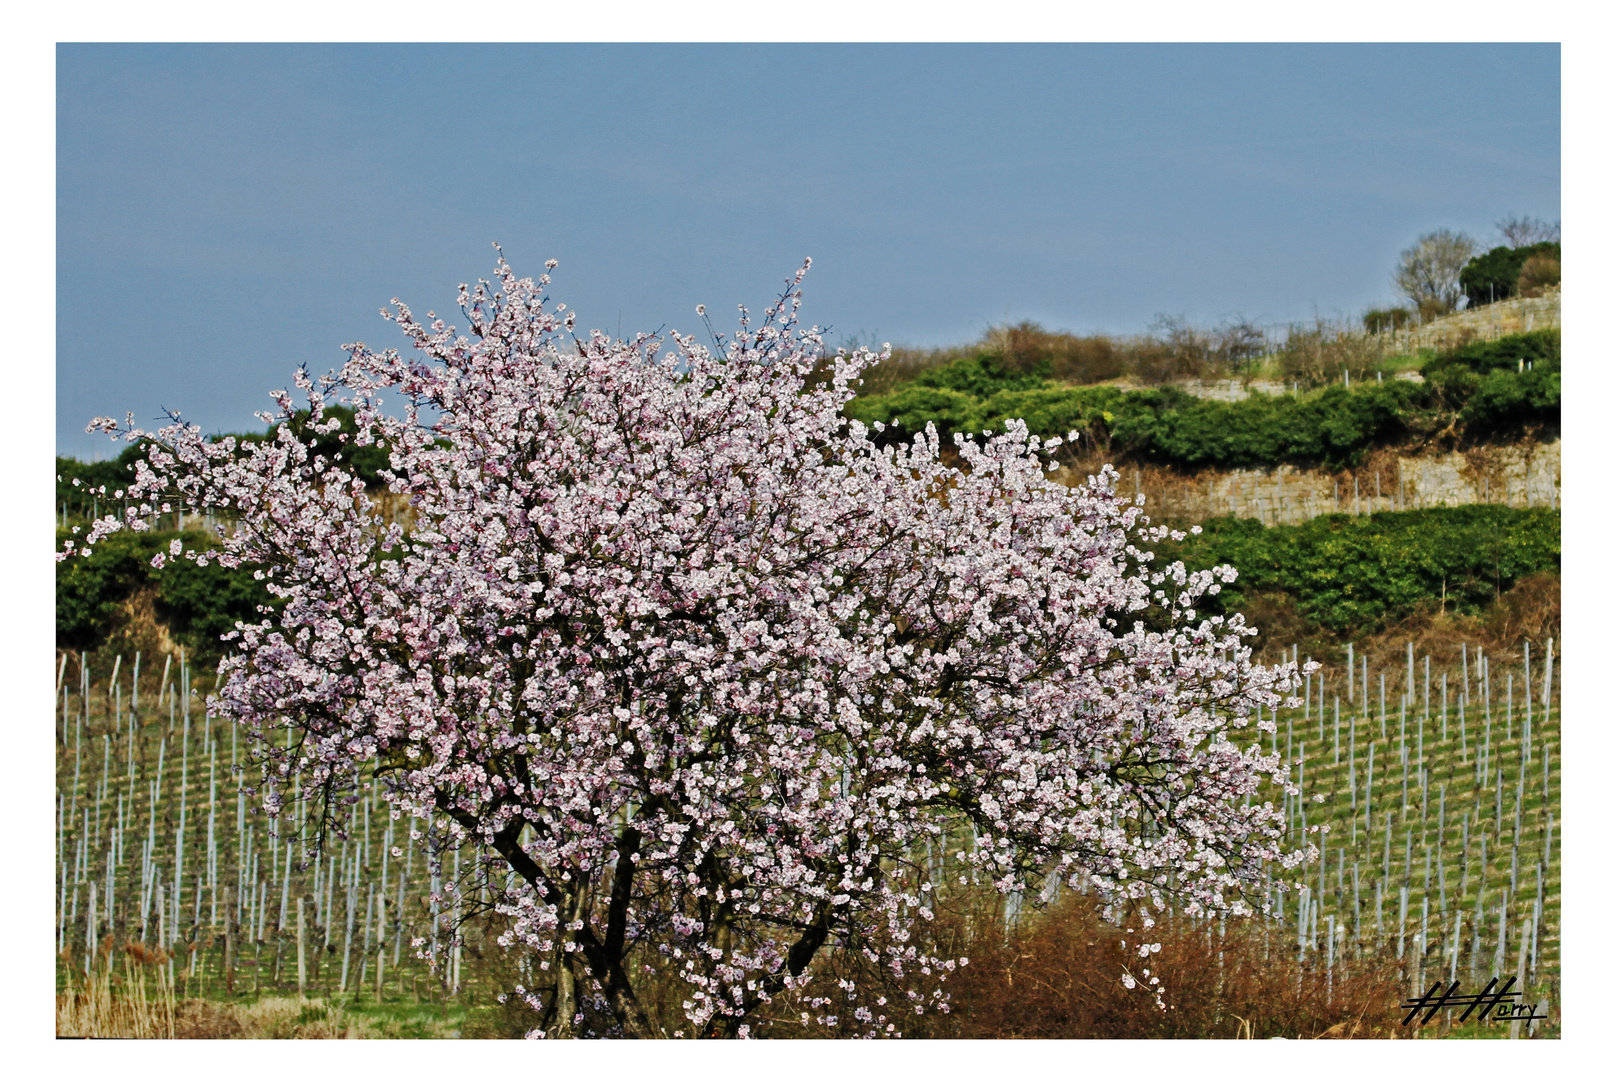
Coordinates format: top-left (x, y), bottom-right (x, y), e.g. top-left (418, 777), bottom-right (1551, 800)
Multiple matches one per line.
top-left (1051, 438), bottom-right (1560, 526)
top-left (1381, 289), bottom-right (1560, 352)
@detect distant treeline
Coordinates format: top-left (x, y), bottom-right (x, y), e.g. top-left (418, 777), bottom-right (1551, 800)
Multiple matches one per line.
top-left (846, 330), bottom-right (1559, 472)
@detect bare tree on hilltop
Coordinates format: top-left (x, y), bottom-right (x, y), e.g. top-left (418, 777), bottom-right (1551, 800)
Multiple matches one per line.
top-left (1392, 229), bottom-right (1477, 317)
top-left (1496, 216), bottom-right (1560, 247)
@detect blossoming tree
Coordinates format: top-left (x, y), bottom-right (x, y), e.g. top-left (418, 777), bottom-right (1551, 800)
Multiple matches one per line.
top-left (72, 252), bottom-right (1304, 1037)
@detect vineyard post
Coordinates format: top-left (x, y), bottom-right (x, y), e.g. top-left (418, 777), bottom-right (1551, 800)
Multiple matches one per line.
top-left (356, 882), bottom-right (373, 1003)
top-left (1441, 673), bottom-right (1448, 741)
top-left (1406, 642), bottom-right (1414, 705)
top-left (85, 881), bottom-right (96, 976)
top-left (376, 890), bottom-right (386, 1003)
top-left (1364, 744), bottom-right (1374, 833)
top-left (1511, 918), bottom-right (1532, 1039)
top-left (1380, 674), bottom-right (1387, 740)
top-left (1495, 893), bottom-right (1507, 975)
top-left (297, 896), bottom-right (307, 996)
top-left (1461, 644), bottom-right (1469, 704)
top-left (1532, 863), bottom-right (1543, 977)
top-left (1542, 638), bottom-right (1554, 726)
top-left (224, 884), bottom-right (236, 995)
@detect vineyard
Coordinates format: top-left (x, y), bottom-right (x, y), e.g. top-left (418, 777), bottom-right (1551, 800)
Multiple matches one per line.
top-left (53, 632), bottom-right (1560, 1038)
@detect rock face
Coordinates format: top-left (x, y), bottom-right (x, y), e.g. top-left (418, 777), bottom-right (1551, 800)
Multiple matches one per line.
top-left (1055, 439), bottom-right (1560, 526)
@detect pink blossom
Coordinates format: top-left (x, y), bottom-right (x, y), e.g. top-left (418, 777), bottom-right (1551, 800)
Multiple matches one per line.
top-left (67, 250), bottom-right (1301, 1038)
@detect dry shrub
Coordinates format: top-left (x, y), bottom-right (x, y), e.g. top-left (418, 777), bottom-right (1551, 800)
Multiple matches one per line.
top-left (939, 895), bottom-right (1411, 1039)
top-left (751, 890), bottom-right (1412, 1039)
top-left (60, 948), bottom-right (365, 1039)
top-left (1517, 256), bottom-right (1560, 298)
top-left (1276, 318), bottom-right (1388, 389)
top-left (1230, 592), bottom-right (1340, 664)
top-left (1481, 571), bottom-right (1560, 647)
top-left (991, 322), bottom-right (1127, 384)
top-left (848, 345), bottom-right (963, 396)
top-left (240, 997), bottom-right (358, 1039)
top-left (171, 999), bottom-right (246, 1039)
top-left (101, 587), bottom-right (177, 663)
top-left (1119, 337), bottom-right (1189, 385)
top-left (1048, 334), bottom-right (1127, 385)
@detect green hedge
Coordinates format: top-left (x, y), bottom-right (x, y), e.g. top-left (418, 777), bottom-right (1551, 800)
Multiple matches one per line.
top-left (56, 527), bottom-right (275, 661)
top-left (1156, 505), bottom-right (1560, 638)
top-left (848, 331), bottom-right (1560, 472)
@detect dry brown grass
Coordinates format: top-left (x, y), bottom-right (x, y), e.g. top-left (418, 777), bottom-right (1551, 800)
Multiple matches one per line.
top-left (170, 996), bottom-right (363, 1039)
top-left (58, 942), bottom-right (368, 1039)
top-left (57, 949), bottom-right (176, 1038)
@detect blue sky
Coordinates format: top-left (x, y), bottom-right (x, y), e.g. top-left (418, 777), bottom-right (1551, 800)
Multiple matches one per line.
top-left (56, 42), bottom-right (1559, 457)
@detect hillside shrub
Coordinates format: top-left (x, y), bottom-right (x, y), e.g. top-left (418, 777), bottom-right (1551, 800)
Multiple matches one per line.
top-left (851, 328), bottom-right (1560, 471)
top-left (1156, 505), bottom-right (1560, 640)
top-left (1517, 254), bottom-right (1561, 297)
top-left (1459, 242), bottom-right (1559, 307)
top-left (1425, 328), bottom-right (1559, 375)
top-left (852, 379), bottom-right (1443, 471)
top-left (1455, 366), bottom-right (1561, 436)
top-left (1275, 318), bottom-right (1388, 388)
top-left (1419, 330), bottom-right (1561, 433)
top-left (56, 527), bottom-right (273, 661)
top-left (1362, 306), bottom-right (1415, 334)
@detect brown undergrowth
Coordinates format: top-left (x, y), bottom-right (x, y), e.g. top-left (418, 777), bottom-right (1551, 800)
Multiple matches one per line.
top-left (752, 892), bottom-right (1414, 1039)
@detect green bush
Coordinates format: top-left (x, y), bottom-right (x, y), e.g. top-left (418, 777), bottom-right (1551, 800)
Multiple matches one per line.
top-left (854, 378), bottom-right (1439, 471)
top-left (56, 527), bottom-right (274, 661)
top-left (910, 353), bottom-right (1050, 397)
top-left (1459, 242), bottom-right (1559, 308)
top-left (1362, 307), bottom-right (1415, 334)
top-left (1157, 505), bottom-right (1559, 639)
top-left (1457, 367), bottom-right (1561, 436)
top-left (1424, 328), bottom-right (1559, 376)
top-left (1108, 382), bottom-right (1428, 472)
